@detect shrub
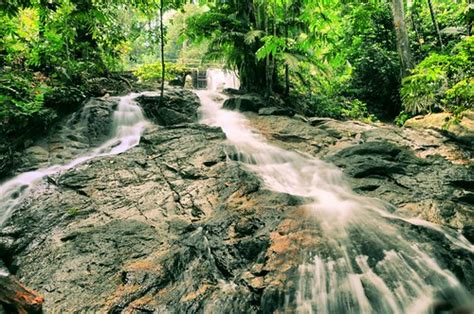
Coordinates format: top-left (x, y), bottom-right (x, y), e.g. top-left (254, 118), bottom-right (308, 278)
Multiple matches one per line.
top-left (301, 94), bottom-right (375, 122)
top-left (400, 66), bottom-right (448, 114)
top-left (67, 207), bottom-right (79, 216)
top-left (401, 36), bottom-right (473, 115)
top-left (303, 94), bottom-right (343, 118)
top-left (340, 99), bottom-right (376, 122)
top-left (134, 62), bottom-right (190, 83)
top-left (394, 111), bottom-right (411, 127)
top-left (0, 69), bottom-right (57, 142)
top-left (444, 78), bottom-right (474, 109)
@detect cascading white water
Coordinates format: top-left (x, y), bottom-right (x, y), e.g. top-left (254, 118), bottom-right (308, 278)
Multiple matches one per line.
top-left (0, 93), bottom-right (148, 226)
top-left (196, 70), bottom-right (474, 313)
top-left (206, 68), bottom-right (240, 91)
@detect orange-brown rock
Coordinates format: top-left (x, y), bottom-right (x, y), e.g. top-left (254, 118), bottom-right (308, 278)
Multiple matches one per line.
top-left (0, 274), bottom-right (43, 314)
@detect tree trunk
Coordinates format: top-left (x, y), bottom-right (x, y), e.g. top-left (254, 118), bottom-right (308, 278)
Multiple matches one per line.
top-left (284, 2), bottom-right (290, 97)
top-left (427, 0), bottom-right (444, 49)
top-left (240, 54), bottom-right (266, 92)
top-left (38, 0), bottom-right (48, 70)
top-left (264, 0), bottom-right (271, 97)
top-left (270, 0), bottom-right (277, 95)
top-left (468, 0), bottom-right (473, 35)
top-left (391, 0), bottom-right (413, 77)
top-left (409, 3), bottom-right (423, 54)
top-left (160, 0), bottom-right (165, 102)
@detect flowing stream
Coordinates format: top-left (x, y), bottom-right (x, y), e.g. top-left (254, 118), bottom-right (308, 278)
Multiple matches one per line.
top-left (197, 70), bottom-right (474, 313)
top-left (0, 93), bottom-right (148, 226)
top-left (1, 70), bottom-right (473, 312)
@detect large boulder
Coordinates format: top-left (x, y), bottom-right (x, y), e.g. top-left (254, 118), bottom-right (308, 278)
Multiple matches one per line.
top-left (0, 147), bottom-right (13, 180)
top-left (84, 76), bottom-right (133, 97)
top-left (136, 88), bottom-right (200, 126)
top-left (44, 87), bottom-right (86, 114)
top-left (405, 111), bottom-right (474, 145)
top-left (223, 94), bottom-right (265, 112)
top-left (258, 106), bottom-right (295, 117)
top-left (4, 122), bottom-right (308, 312)
top-left (3, 97), bottom-right (115, 176)
top-left (1, 95), bottom-right (119, 180)
top-left (67, 98), bottom-right (115, 145)
top-left (223, 88), bottom-right (246, 96)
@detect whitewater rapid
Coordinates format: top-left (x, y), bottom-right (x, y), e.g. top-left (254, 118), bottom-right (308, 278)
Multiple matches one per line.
top-left (197, 70), bottom-right (474, 313)
top-left (0, 93), bottom-right (148, 226)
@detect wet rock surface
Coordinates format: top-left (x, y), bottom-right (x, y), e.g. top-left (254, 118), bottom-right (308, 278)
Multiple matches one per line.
top-left (0, 74), bottom-right (140, 182)
top-left (223, 94), bottom-right (265, 113)
top-left (250, 114), bottom-right (473, 227)
top-left (1, 92), bottom-right (474, 311)
top-left (3, 122), bottom-right (306, 312)
top-left (84, 75), bottom-right (134, 97)
top-left (249, 113), bottom-right (474, 295)
top-left (405, 110), bottom-right (474, 145)
top-left (258, 107), bottom-right (295, 117)
top-left (136, 88), bottom-right (201, 126)
top-left (12, 97), bottom-right (117, 174)
top-left (0, 148), bottom-right (14, 179)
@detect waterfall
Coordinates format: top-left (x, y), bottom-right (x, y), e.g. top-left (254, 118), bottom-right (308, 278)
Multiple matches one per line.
top-left (196, 70), bottom-right (473, 313)
top-left (0, 93), bottom-right (148, 226)
top-left (206, 68), bottom-right (240, 91)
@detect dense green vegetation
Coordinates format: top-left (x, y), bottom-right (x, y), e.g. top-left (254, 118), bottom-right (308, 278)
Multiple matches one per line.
top-left (0, 0), bottom-right (472, 141)
top-left (182, 0), bottom-right (472, 120)
top-left (401, 36), bottom-right (473, 114)
top-left (0, 0), bottom-right (179, 146)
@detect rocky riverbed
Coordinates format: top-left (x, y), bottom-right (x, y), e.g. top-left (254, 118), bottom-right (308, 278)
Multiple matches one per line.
top-left (1, 89), bottom-right (473, 312)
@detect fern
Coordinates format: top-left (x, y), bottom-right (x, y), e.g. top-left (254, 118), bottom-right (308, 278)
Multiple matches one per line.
top-left (244, 30), bottom-right (264, 45)
top-left (401, 68), bottom-right (448, 114)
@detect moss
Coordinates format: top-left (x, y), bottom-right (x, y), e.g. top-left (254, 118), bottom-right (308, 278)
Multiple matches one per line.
top-left (66, 208), bottom-right (79, 216)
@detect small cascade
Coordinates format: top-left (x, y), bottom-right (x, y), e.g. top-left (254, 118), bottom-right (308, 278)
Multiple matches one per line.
top-left (100, 93), bottom-right (147, 155)
top-left (196, 69), bottom-right (474, 313)
top-left (206, 68), bottom-right (240, 91)
top-left (0, 93), bottom-right (148, 226)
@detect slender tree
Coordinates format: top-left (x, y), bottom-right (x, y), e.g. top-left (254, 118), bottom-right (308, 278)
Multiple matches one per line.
top-left (264, 0), bottom-right (272, 96)
top-left (160, 0), bottom-right (165, 101)
top-left (270, 0), bottom-right (277, 96)
top-left (37, 0), bottom-right (48, 69)
top-left (427, 0), bottom-right (444, 49)
top-left (284, 1), bottom-right (293, 96)
top-left (391, 0), bottom-right (413, 77)
top-left (284, 1), bottom-right (290, 97)
top-left (468, 0), bottom-right (473, 35)
top-left (408, 1), bottom-right (423, 54)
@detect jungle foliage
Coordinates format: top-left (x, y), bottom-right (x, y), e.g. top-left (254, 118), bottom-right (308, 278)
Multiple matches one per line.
top-left (0, 0), bottom-right (472, 132)
top-left (401, 35), bottom-right (473, 115)
top-left (0, 0), bottom-right (181, 144)
top-left (134, 62), bottom-right (190, 82)
top-left (184, 0), bottom-right (472, 120)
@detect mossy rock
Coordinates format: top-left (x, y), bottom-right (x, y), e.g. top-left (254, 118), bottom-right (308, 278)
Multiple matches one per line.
top-left (405, 111), bottom-right (474, 145)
